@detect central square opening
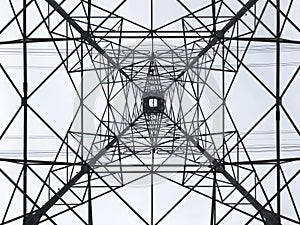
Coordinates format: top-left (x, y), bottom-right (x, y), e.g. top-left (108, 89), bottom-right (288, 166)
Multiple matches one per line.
top-left (142, 96), bottom-right (165, 114)
top-left (149, 98), bottom-right (158, 108)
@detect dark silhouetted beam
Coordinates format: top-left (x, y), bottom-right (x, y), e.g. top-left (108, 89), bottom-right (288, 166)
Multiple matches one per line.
top-left (164, 113), bottom-right (280, 225)
top-left (172, 0), bottom-right (259, 84)
top-left (24, 114), bottom-right (141, 225)
top-left (45, 0), bottom-right (132, 82)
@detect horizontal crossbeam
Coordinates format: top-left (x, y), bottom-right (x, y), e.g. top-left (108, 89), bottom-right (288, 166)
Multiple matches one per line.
top-left (45, 0), bottom-right (132, 82)
top-left (164, 113), bottom-right (280, 225)
top-left (24, 114), bottom-right (142, 225)
top-left (166, 0), bottom-right (260, 91)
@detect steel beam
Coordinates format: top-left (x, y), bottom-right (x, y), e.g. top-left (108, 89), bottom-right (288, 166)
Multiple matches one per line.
top-left (45, 0), bottom-right (132, 82)
top-left (164, 113), bottom-right (280, 225)
top-left (170, 0), bottom-right (259, 85)
top-left (23, 0), bottom-right (28, 224)
top-left (24, 166), bottom-right (87, 224)
top-left (24, 114), bottom-right (141, 225)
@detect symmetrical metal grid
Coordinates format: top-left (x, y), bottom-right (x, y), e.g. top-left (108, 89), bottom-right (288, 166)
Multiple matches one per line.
top-left (0, 0), bottom-right (300, 224)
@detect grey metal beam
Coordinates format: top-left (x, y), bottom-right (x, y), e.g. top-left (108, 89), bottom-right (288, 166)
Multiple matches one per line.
top-left (88, 119), bottom-right (138, 167)
top-left (164, 113), bottom-right (280, 225)
top-left (23, 0), bottom-right (28, 224)
top-left (24, 166), bottom-right (87, 225)
top-left (171, 0), bottom-right (259, 84)
top-left (24, 114), bottom-right (142, 225)
top-left (45, 0), bottom-right (132, 82)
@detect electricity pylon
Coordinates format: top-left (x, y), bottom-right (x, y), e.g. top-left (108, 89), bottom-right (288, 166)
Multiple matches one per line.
top-left (0, 1), bottom-right (299, 224)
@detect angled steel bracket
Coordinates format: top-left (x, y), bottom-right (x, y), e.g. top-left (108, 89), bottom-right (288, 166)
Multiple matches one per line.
top-left (24, 114), bottom-right (141, 225)
top-left (172, 0), bottom-right (259, 84)
top-left (45, 0), bottom-right (132, 82)
top-left (164, 113), bottom-right (280, 225)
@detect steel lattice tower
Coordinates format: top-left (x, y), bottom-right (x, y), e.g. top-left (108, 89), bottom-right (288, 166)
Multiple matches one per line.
top-left (0, 0), bottom-right (300, 224)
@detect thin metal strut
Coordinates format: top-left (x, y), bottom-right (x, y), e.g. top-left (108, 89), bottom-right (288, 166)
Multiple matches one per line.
top-left (164, 113), bottom-right (280, 225)
top-left (45, 0), bottom-right (133, 82)
top-left (168, 0), bottom-right (260, 86)
top-left (24, 115), bottom-right (141, 225)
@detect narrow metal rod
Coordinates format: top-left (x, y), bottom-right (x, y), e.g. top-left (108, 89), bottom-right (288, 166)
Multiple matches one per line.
top-left (151, 147), bottom-right (154, 225)
top-left (165, 0), bottom-right (259, 91)
top-left (210, 169), bottom-right (216, 225)
top-left (45, 0), bottom-right (133, 83)
top-left (150, 0), bottom-right (154, 53)
top-left (22, 0), bottom-right (28, 224)
top-left (24, 114), bottom-right (142, 224)
top-left (81, 34), bottom-right (84, 161)
top-left (276, 0), bottom-right (281, 223)
top-left (88, 168), bottom-right (93, 225)
top-left (164, 113), bottom-right (280, 225)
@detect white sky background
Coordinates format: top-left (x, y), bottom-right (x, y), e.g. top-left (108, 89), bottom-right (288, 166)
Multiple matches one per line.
top-left (0, 0), bottom-right (300, 224)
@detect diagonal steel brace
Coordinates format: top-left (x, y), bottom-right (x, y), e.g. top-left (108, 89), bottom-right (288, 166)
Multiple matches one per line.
top-left (164, 113), bottom-right (280, 225)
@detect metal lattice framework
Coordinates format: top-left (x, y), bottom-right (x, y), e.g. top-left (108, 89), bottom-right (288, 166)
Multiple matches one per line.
top-left (0, 0), bottom-right (300, 224)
